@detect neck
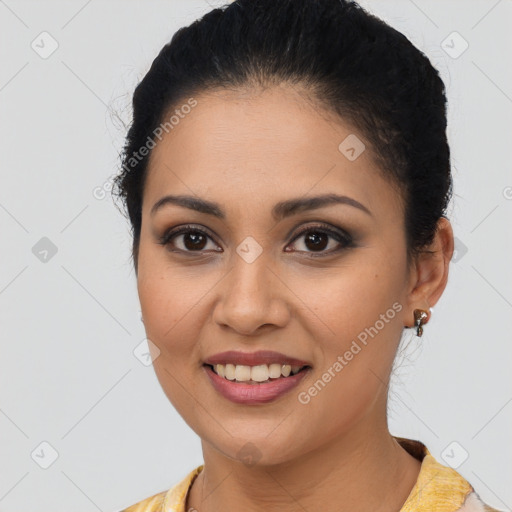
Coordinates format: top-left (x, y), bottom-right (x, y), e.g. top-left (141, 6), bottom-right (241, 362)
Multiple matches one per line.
top-left (186, 416), bottom-right (422, 512)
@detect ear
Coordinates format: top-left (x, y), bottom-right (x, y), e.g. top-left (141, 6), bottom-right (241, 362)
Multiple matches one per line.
top-left (405, 217), bottom-right (454, 328)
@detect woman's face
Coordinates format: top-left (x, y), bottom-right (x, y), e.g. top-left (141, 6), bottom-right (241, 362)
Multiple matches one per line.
top-left (137, 84), bottom-right (419, 465)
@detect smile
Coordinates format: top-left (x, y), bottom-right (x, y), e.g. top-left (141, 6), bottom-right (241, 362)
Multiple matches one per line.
top-left (206, 363), bottom-right (309, 383)
top-left (203, 363), bottom-right (311, 404)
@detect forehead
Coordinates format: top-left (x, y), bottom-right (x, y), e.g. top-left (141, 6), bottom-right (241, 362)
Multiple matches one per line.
top-left (143, 85), bottom-right (400, 220)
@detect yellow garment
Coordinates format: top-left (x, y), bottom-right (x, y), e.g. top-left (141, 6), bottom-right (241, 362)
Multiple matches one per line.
top-left (119, 436), bottom-right (502, 512)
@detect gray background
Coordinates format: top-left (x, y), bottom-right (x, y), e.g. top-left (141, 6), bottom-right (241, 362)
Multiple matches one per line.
top-left (0, 1), bottom-right (511, 511)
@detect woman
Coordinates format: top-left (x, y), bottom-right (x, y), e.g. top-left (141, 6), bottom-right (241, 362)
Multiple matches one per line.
top-left (112, 0), bottom-right (502, 511)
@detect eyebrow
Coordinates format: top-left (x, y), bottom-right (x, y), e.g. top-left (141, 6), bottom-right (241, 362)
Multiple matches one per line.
top-left (150, 193), bottom-right (372, 221)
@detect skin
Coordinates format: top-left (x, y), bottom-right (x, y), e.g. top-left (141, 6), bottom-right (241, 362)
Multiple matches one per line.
top-left (136, 82), bottom-right (454, 512)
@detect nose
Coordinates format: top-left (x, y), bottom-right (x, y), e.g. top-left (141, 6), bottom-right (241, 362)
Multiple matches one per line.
top-left (212, 254), bottom-right (291, 336)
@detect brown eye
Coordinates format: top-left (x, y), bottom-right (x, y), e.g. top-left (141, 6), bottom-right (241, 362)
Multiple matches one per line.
top-left (158, 225), bottom-right (221, 253)
top-left (286, 224), bottom-right (353, 256)
top-left (180, 231), bottom-right (209, 251)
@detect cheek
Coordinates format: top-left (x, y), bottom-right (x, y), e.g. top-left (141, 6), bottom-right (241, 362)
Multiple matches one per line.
top-left (137, 247), bottom-right (202, 342)
top-left (137, 276), bottom-right (190, 384)
top-left (137, 268), bottom-right (204, 419)
top-left (138, 276), bottom-right (198, 355)
top-left (293, 276), bottom-right (402, 443)
top-left (136, 251), bottom-right (218, 397)
top-left (301, 259), bottom-right (404, 400)
top-left (307, 262), bottom-right (403, 336)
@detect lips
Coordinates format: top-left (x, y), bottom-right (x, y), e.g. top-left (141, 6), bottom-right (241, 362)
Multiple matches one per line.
top-left (203, 350), bottom-right (312, 367)
top-left (203, 363), bottom-right (311, 404)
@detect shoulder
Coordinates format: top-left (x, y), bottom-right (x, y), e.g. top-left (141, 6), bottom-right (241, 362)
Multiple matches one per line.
top-left (118, 465), bottom-right (204, 512)
top-left (459, 491), bottom-right (503, 512)
top-left (394, 437), bottom-right (504, 512)
top-left (120, 490), bottom-right (167, 512)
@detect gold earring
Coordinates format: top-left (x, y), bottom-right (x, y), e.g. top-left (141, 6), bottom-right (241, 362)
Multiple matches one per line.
top-left (413, 309), bottom-right (428, 337)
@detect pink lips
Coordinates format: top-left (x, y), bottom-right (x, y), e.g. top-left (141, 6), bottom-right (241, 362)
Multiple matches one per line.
top-left (203, 364), bottom-right (311, 404)
top-left (203, 350), bottom-right (311, 367)
top-left (202, 350), bottom-right (312, 405)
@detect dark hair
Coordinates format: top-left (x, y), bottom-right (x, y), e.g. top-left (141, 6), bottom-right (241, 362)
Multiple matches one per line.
top-left (112, 0), bottom-right (452, 273)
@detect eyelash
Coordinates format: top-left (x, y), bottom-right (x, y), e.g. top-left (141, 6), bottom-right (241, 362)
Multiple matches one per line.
top-left (157, 223), bottom-right (354, 257)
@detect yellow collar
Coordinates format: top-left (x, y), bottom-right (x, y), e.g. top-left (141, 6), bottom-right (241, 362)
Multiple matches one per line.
top-left (394, 436), bottom-right (473, 511)
top-left (122, 436), bottom-right (498, 512)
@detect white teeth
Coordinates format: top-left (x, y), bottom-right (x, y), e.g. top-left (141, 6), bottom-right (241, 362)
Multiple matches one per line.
top-left (251, 364), bottom-right (269, 382)
top-left (234, 365), bottom-right (251, 382)
top-left (224, 363), bottom-right (236, 380)
top-left (268, 363), bottom-right (282, 378)
top-left (211, 363), bottom-right (306, 382)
